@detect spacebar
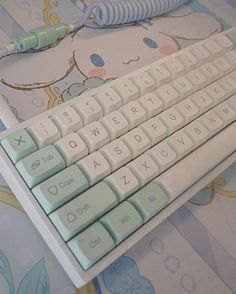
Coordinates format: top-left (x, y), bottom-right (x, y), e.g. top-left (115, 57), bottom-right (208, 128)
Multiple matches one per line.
top-left (154, 122), bottom-right (236, 200)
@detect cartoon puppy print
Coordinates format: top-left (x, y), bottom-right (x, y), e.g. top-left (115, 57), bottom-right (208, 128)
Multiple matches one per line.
top-left (0, 7), bottom-right (222, 108)
top-left (145, 12), bottom-right (222, 42)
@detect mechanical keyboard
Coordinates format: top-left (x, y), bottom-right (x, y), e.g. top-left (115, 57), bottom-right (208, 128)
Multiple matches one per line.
top-left (1, 26), bottom-right (236, 288)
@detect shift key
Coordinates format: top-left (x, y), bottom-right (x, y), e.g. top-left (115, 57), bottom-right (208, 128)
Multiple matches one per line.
top-left (49, 182), bottom-right (118, 241)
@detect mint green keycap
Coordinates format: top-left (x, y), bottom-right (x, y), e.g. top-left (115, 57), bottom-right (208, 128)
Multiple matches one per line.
top-left (32, 165), bottom-right (89, 214)
top-left (68, 222), bottom-right (115, 270)
top-left (100, 201), bottom-right (142, 244)
top-left (129, 182), bottom-right (170, 222)
top-left (49, 182), bottom-right (118, 241)
top-left (1, 129), bottom-right (37, 163)
top-left (16, 145), bottom-right (66, 188)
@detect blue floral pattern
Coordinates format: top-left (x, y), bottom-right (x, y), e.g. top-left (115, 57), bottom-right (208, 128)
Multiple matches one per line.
top-left (103, 256), bottom-right (155, 294)
top-left (0, 249), bottom-right (49, 294)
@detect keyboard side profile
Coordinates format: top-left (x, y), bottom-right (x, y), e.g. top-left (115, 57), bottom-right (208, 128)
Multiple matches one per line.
top-left (0, 26), bottom-right (236, 287)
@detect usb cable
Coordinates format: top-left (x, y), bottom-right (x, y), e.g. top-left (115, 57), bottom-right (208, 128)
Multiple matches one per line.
top-left (0, 0), bottom-right (188, 59)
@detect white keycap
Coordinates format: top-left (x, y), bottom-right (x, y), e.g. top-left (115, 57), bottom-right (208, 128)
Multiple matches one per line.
top-left (200, 111), bottom-right (224, 133)
top-left (51, 106), bottom-right (83, 136)
top-left (187, 69), bottom-right (208, 90)
top-left (178, 51), bottom-right (198, 69)
top-left (122, 128), bottom-right (151, 158)
top-left (138, 92), bottom-right (163, 118)
top-left (215, 101), bottom-right (236, 123)
top-left (148, 141), bottom-right (177, 171)
top-left (184, 120), bottom-right (209, 146)
top-left (204, 39), bottom-right (223, 56)
top-left (131, 71), bottom-right (156, 95)
top-left (168, 130), bottom-right (194, 158)
top-left (176, 98), bottom-right (199, 123)
top-left (140, 117), bottom-right (168, 146)
top-left (228, 94), bottom-right (236, 110)
top-left (78, 121), bottom-right (110, 153)
top-left (214, 35), bottom-right (233, 51)
top-left (121, 101), bottom-right (147, 129)
top-left (93, 88), bottom-right (123, 114)
top-left (148, 63), bottom-right (171, 86)
top-left (225, 50), bottom-right (236, 66)
top-left (105, 167), bottom-right (139, 201)
top-left (78, 151), bottom-right (111, 185)
top-left (155, 124), bottom-right (236, 204)
top-left (100, 139), bottom-right (132, 171)
top-left (28, 118), bottom-right (61, 148)
top-left (164, 57), bottom-right (185, 77)
top-left (128, 153), bottom-right (159, 186)
top-left (200, 62), bottom-right (220, 82)
top-left (219, 75), bottom-right (236, 95)
top-left (159, 107), bottom-right (184, 134)
top-left (100, 111), bottom-right (129, 140)
top-left (190, 90), bottom-right (213, 114)
top-left (155, 84), bottom-right (180, 109)
top-left (205, 82), bottom-right (227, 104)
top-left (213, 56), bottom-right (232, 75)
top-left (55, 133), bottom-right (88, 166)
top-left (172, 76), bottom-right (194, 99)
top-left (231, 70), bottom-right (236, 81)
top-left (74, 95), bottom-right (103, 125)
top-left (191, 44), bottom-right (211, 62)
top-left (114, 79), bottom-right (139, 103)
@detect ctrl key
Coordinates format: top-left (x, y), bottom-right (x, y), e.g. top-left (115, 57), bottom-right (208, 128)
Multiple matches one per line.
top-left (68, 222), bottom-right (115, 270)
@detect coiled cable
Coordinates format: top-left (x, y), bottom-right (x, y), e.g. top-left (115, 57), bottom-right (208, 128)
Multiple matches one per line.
top-left (0, 0), bottom-right (188, 58)
top-left (74, 0), bottom-right (189, 27)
